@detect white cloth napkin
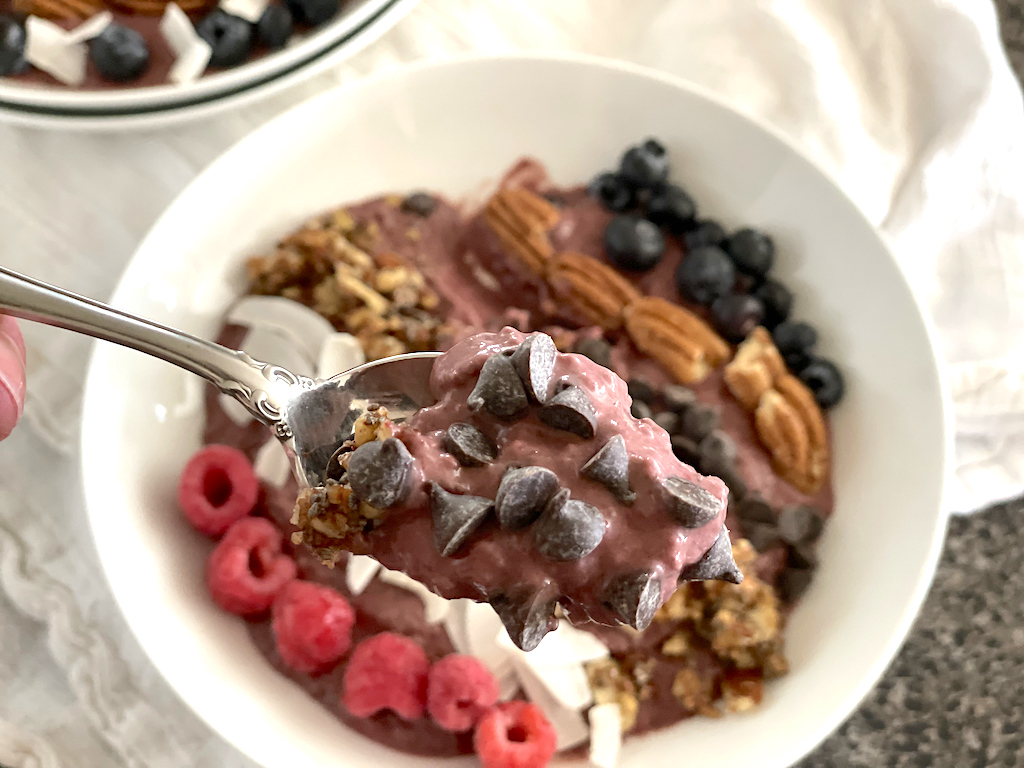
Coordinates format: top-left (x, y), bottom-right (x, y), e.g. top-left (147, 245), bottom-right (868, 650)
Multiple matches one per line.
top-left (2, 0), bottom-right (1024, 766)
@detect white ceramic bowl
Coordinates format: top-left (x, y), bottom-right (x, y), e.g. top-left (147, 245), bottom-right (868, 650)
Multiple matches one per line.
top-left (81, 55), bottom-right (951, 768)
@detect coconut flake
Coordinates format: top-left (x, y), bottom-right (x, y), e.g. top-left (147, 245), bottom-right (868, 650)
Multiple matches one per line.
top-left (318, 333), bottom-right (365, 379)
top-left (511, 660), bottom-right (590, 750)
top-left (219, 0), bottom-right (269, 23)
top-left (499, 619), bottom-right (610, 667)
top-left (376, 568), bottom-right (451, 624)
top-left (65, 10), bottom-right (112, 43)
top-left (345, 555), bottom-right (381, 596)
top-left (253, 439), bottom-right (291, 488)
top-left (588, 703), bottom-right (622, 768)
top-left (25, 17), bottom-right (88, 86)
top-left (161, 3), bottom-right (211, 85)
top-left (228, 296), bottom-right (336, 368)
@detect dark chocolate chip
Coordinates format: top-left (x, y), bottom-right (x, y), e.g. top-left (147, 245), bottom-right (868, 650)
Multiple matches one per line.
top-left (777, 504), bottom-right (824, 545)
top-left (627, 377), bottom-right (657, 404)
top-left (680, 403), bottom-right (720, 441)
top-left (662, 476), bottom-right (722, 528)
top-left (495, 466), bottom-right (560, 530)
top-left (573, 336), bottom-right (612, 369)
top-left (671, 434), bottom-right (701, 466)
top-left (539, 385), bottom-right (597, 439)
top-left (735, 495), bottom-right (775, 524)
top-left (653, 411), bottom-right (680, 434)
top-left (603, 570), bottom-right (662, 631)
top-left (509, 333), bottom-right (558, 404)
top-left (346, 438), bottom-right (413, 508)
top-left (787, 541), bottom-right (818, 570)
top-left (467, 353), bottom-right (529, 420)
top-left (678, 529), bottom-right (743, 584)
top-left (443, 422), bottom-right (498, 467)
top-left (663, 384), bottom-right (696, 413)
top-left (533, 489), bottom-right (606, 561)
top-left (490, 592), bottom-right (558, 651)
top-left (400, 191), bottom-right (437, 217)
top-left (631, 400), bottom-right (654, 420)
top-left (777, 567), bottom-right (813, 603)
top-left (581, 435), bottom-right (635, 503)
top-left (325, 445), bottom-right (349, 481)
top-left (718, 466), bottom-right (748, 500)
top-left (429, 483), bottom-right (494, 557)
top-left (699, 430), bottom-right (737, 469)
top-left (744, 522), bottom-right (781, 552)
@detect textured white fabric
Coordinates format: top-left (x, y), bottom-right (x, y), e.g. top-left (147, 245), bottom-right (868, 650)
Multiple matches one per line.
top-left (1, 0), bottom-right (1023, 765)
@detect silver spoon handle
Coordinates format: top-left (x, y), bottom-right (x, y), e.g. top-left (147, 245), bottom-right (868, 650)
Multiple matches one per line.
top-left (0, 266), bottom-right (302, 435)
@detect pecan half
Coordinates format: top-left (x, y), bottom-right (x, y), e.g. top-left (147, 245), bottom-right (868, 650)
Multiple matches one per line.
top-left (545, 251), bottom-right (642, 330)
top-left (723, 327), bottom-right (785, 409)
top-left (484, 188), bottom-right (560, 276)
top-left (623, 296), bottom-right (730, 383)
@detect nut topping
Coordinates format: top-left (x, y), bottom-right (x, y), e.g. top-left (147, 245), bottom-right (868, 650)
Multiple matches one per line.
top-left (623, 296), bottom-right (729, 384)
top-left (545, 251), bottom-right (642, 330)
top-left (484, 188), bottom-right (560, 276)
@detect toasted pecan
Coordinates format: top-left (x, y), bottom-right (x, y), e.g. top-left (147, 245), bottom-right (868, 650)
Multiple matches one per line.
top-left (545, 251), bottom-right (642, 330)
top-left (723, 327), bottom-right (785, 409)
top-left (484, 188), bottom-right (560, 276)
top-left (623, 296), bottom-right (729, 383)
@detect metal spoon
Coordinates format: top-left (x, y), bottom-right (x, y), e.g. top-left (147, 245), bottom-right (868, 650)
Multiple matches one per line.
top-left (0, 266), bottom-right (441, 487)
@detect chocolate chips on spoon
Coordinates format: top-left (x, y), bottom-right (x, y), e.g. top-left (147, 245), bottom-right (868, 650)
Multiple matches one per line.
top-left (490, 591), bottom-right (559, 652)
top-left (444, 422), bottom-right (498, 467)
top-left (429, 483), bottom-right (494, 557)
top-left (495, 466), bottom-right (560, 530)
top-left (533, 489), bottom-right (606, 561)
top-left (678, 530), bottom-right (743, 584)
top-left (662, 476), bottom-right (721, 528)
top-left (346, 438), bottom-right (413, 508)
top-left (603, 570), bottom-right (662, 631)
top-left (509, 333), bottom-right (557, 403)
top-left (468, 353), bottom-right (529, 420)
top-left (581, 435), bottom-right (635, 503)
top-left (539, 385), bottom-right (598, 439)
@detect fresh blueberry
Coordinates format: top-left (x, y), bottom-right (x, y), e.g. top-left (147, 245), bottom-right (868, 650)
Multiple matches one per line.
top-left (0, 15), bottom-right (27, 77)
top-left (197, 10), bottom-right (253, 68)
top-left (257, 4), bottom-right (293, 49)
top-left (784, 350), bottom-right (812, 374)
top-left (604, 214), bottom-right (665, 272)
top-left (727, 227), bottom-right (775, 277)
top-left (588, 172), bottom-right (635, 212)
top-left (710, 293), bottom-right (765, 342)
top-left (285, 0), bottom-right (340, 25)
top-left (645, 184), bottom-right (697, 234)
top-left (753, 279), bottom-right (793, 329)
top-left (619, 138), bottom-right (669, 189)
top-left (800, 358), bottom-right (844, 408)
top-left (772, 320), bottom-right (818, 356)
top-left (683, 219), bottom-right (727, 251)
top-left (675, 245), bottom-right (735, 305)
top-left (89, 23), bottom-right (150, 82)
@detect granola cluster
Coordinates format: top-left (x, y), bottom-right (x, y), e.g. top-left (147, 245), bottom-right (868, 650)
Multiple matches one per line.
top-left (246, 208), bottom-right (450, 362)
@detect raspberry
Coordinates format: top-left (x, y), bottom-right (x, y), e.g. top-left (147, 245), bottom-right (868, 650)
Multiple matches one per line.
top-left (427, 654), bottom-right (500, 732)
top-left (272, 581), bottom-right (355, 674)
top-left (207, 517), bottom-right (296, 615)
top-left (474, 701), bottom-right (557, 768)
top-left (341, 632), bottom-right (429, 720)
top-left (178, 444), bottom-right (260, 537)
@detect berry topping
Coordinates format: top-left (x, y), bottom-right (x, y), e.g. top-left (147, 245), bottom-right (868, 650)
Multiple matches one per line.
top-left (256, 4), bottom-right (292, 49)
top-left (89, 23), bottom-right (150, 83)
top-left (604, 214), bottom-right (665, 272)
top-left (581, 434), bottom-right (634, 503)
top-left (178, 444), bottom-right (259, 537)
top-left (342, 632), bottom-right (430, 720)
top-left (207, 517), bottom-right (296, 615)
top-left (683, 219), bottom-right (727, 250)
top-left (401, 191), bottom-right (438, 217)
top-left (799, 357), bottom-right (845, 408)
top-left (509, 334), bottom-right (557, 404)
top-left (662, 476), bottom-right (721, 527)
top-left (675, 245), bottom-right (735, 305)
top-left (618, 138), bottom-right (669, 189)
top-left (726, 227), bottom-right (775, 277)
top-left (284, 0), bottom-right (340, 25)
top-left (588, 172), bottom-right (635, 212)
top-left (427, 654), bottom-right (500, 732)
top-left (444, 422), bottom-right (499, 467)
top-left (430, 484), bottom-right (494, 557)
top-left (196, 10), bottom-right (252, 68)
top-left (710, 293), bottom-right (766, 342)
top-left (346, 437), bottom-right (414, 508)
top-left (772, 320), bottom-right (818, 356)
top-left (468, 353), bottom-right (529, 420)
top-left (783, 350), bottom-right (812, 375)
top-left (645, 183), bottom-right (697, 234)
top-left (495, 466), bottom-right (559, 531)
top-left (538, 384), bottom-right (597, 439)
top-left (753, 278), bottom-right (794, 329)
top-left (474, 701), bottom-right (557, 768)
top-left (0, 15), bottom-right (26, 77)
top-left (272, 580), bottom-right (355, 674)
top-left (603, 570), bottom-right (661, 630)
top-left (533, 489), bottom-right (605, 561)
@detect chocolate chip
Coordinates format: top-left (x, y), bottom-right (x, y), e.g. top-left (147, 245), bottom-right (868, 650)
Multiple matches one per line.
top-left (680, 403), bottom-right (720, 442)
top-left (444, 422), bottom-right (498, 467)
top-left (510, 334), bottom-right (558, 404)
top-left (744, 522), bottom-right (781, 552)
top-left (678, 529), bottom-right (743, 584)
top-left (777, 567), bottom-right (813, 603)
top-left (663, 384), bottom-right (696, 413)
top-left (400, 191), bottom-right (437, 217)
top-left (653, 411), bottom-right (680, 434)
top-left (631, 400), bottom-right (653, 420)
top-left (662, 476), bottom-right (722, 528)
top-left (533, 489), bottom-right (606, 561)
top-left (671, 434), bottom-right (700, 465)
top-left (490, 592), bottom-right (558, 651)
top-left (495, 466), bottom-right (559, 530)
top-left (581, 434), bottom-right (635, 503)
top-left (539, 385), bottom-right (597, 439)
top-left (603, 570), bottom-right (661, 631)
top-left (346, 438), bottom-right (413, 508)
top-left (787, 541), bottom-right (818, 569)
top-left (735, 495), bottom-right (775, 524)
top-left (777, 505), bottom-right (824, 545)
top-left (573, 336), bottom-right (612, 369)
top-left (429, 483), bottom-right (494, 557)
top-left (717, 466), bottom-right (748, 500)
top-left (468, 353), bottom-right (529, 420)
top-left (325, 445), bottom-right (349, 481)
top-left (627, 378), bottom-right (657, 404)
top-left (699, 430), bottom-right (737, 470)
